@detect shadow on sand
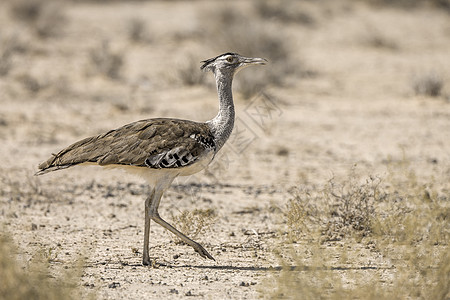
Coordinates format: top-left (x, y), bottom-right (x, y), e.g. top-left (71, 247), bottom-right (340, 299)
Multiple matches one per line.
top-left (89, 260), bottom-right (393, 272)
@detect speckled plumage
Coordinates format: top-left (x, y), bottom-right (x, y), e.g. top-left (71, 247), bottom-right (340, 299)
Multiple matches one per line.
top-left (37, 118), bottom-right (215, 174)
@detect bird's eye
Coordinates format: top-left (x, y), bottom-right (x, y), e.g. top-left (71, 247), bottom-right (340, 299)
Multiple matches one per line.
top-left (226, 56), bottom-right (234, 63)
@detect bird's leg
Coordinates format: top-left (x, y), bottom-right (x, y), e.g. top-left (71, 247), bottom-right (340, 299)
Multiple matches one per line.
top-left (143, 189), bottom-right (155, 266)
top-left (149, 189), bottom-right (215, 261)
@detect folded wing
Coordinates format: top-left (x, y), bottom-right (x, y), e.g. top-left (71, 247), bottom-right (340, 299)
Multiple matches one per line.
top-left (36, 118), bottom-right (215, 175)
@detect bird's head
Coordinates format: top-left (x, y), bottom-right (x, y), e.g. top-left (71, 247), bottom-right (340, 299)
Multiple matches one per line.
top-left (200, 52), bottom-right (267, 75)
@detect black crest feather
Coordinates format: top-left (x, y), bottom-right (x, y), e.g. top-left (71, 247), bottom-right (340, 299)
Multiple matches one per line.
top-left (200, 52), bottom-right (238, 70)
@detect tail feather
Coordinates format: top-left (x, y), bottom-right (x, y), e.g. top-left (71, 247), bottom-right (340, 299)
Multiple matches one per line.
top-left (35, 164), bottom-right (73, 176)
top-left (36, 135), bottom-right (103, 175)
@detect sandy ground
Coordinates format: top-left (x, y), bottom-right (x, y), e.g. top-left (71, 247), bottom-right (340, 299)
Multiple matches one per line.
top-left (1, 1), bottom-right (449, 299)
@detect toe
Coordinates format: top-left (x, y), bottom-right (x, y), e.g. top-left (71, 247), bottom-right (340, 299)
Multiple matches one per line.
top-left (194, 244), bottom-right (215, 261)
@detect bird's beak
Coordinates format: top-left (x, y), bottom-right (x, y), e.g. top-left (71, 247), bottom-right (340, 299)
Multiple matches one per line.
top-left (242, 57), bottom-right (268, 66)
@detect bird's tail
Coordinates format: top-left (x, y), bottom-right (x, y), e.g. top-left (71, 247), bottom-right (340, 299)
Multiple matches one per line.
top-left (35, 164), bottom-right (72, 176)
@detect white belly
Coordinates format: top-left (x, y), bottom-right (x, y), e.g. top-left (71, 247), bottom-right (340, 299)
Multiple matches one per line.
top-left (88, 148), bottom-right (215, 188)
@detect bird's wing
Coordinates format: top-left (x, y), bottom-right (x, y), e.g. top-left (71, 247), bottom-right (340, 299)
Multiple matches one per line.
top-left (36, 118), bottom-right (216, 175)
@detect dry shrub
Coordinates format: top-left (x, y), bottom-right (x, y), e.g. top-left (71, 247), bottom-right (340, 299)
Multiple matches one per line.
top-left (0, 35), bottom-right (28, 77)
top-left (88, 40), bottom-right (124, 80)
top-left (264, 243), bottom-right (381, 300)
top-left (0, 49), bottom-right (13, 77)
top-left (362, 29), bottom-right (398, 50)
top-left (286, 174), bottom-right (384, 243)
top-left (264, 243), bottom-right (449, 300)
top-left (34, 2), bottom-right (66, 38)
top-left (372, 196), bottom-right (449, 246)
top-left (255, 0), bottom-right (316, 25)
top-left (126, 18), bottom-right (150, 43)
top-left (17, 74), bottom-right (45, 94)
top-left (271, 162), bottom-right (449, 299)
top-left (9, 0), bottom-right (67, 38)
top-left (322, 176), bottom-right (382, 241)
top-left (285, 188), bottom-right (319, 242)
top-left (171, 208), bottom-right (216, 244)
top-left (0, 232), bottom-right (89, 300)
top-left (285, 199), bottom-right (308, 241)
top-left (412, 72), bottom-right (444, 97)
top-left (371, 200), bottom-right (449, 299)
top-left (374, 157), bottom-right (449, 247)
top-left (361, 0), bottom-right (450, 10)
top-left (371, 165), bottom-right (449, 298)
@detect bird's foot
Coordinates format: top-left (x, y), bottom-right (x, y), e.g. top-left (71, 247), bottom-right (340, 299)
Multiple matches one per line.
top-left (193, 243), bottom-right (215, 261)
top-left (142, 257), bottom-right (159, 268)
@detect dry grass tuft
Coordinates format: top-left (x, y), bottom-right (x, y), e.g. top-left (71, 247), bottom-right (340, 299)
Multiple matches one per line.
top-left (171, 208), bottom-right (217, 244)
top-left (265, 242), bottom-right (449, 299)
top-left (17, 74), bottom-right (45, 94)
top-left (270, 162), bottom-right (449, 299)
top-left (362, 28), bottom-right (398, 50)
top-left (254, 0), bottom-right (316, 25)
top-left (285, 188), bottom-right (318, 242)
top-left (9, 0), bottom-right (67, 38)
top-left (0, 49), bottom-right (13, 77)
top-left (0, 231), bottom-right (89, 300)
top-left (286, 173), bottom-right (385, 243)
top-left (362, 0), bottom-right (450, 10)
top-left (0, 35), bottom-right (28, 77)
top-left (265, 243), bottom-right (366, 299)
top-left (88, 40), bottom-right (124, 80)
top-left (126, 18), bottom-right (151, 43)
top-left (412, 72), bottom-right (444, 97)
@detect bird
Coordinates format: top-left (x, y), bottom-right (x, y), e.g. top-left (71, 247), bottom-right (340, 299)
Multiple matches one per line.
top-left (35, 52), bottom-right (267, 265)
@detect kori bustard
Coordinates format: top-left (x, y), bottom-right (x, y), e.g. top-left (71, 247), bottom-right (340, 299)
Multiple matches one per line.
top-left (36, 53), bottom-right (267, 265)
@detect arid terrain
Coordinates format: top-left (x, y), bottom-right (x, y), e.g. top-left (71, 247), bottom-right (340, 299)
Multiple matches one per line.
top-left (1, 0), bottom-right (449, 299)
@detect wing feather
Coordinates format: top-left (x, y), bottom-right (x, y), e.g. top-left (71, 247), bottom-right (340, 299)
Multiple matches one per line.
top-left (36, 118), bottom-right (215, 175)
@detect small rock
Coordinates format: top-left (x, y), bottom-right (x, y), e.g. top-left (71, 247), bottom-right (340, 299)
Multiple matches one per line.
top-left (276, 147), bottom-right (289, 156)
top-left (108, 282), bottom-right (120, 289)
top-left (428, 158), bottom-right (438, 164)
top-left (83, 283), bottom-right (95, 288)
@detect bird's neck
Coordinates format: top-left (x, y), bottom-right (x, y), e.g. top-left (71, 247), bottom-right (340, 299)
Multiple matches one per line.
top-left (207, 70), bottom-right (235, 151)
